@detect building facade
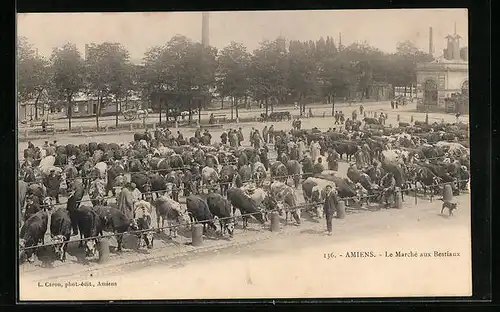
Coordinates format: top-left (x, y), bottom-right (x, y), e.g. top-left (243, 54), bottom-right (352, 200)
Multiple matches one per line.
top-left (416, 29), bottom-right (468, 113)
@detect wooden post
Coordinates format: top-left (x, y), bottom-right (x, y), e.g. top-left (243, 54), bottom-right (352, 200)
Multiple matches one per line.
top-left (98, 239), bottom-right (110, 264)
top-left (336, 200), bottom-right (346, 219)
top-left (395, 190), bottom-right (403, 209)
top-left (191, 224), bottom-right (203, 247)
top-left (270, 211), bottom-right (280, 232)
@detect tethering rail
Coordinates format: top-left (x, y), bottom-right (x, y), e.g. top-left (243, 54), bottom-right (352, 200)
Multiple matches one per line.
top-left (19, 179), bottom-right (469, 252)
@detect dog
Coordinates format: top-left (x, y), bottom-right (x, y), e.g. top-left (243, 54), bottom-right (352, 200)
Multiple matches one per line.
top-left (440, 201), bottom-right (458, 216)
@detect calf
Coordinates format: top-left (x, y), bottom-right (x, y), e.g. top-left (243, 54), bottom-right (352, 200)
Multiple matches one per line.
top-left (49, 207), bottom-right (72, 261)
top-left (19, 209), bottom-right (49, 263)
top-left (206, 193), bottom-right (235, 237)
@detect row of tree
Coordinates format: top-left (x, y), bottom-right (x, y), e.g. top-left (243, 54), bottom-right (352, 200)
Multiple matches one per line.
top-left (18, 35), bottom-right (437, 129)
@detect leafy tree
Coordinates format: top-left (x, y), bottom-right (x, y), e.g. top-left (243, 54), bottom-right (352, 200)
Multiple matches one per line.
top-left (249, 39), bottom-right (290, 115)
top-left (17, 36), bottom-right (51, 120)
top-left (288, 40), bottom-right (319, 114)
top-left (84, 42), bottom-right (132, 128)
top-left (50, 43), bottom-right (85, 131)
top-left (216, 41), bottom-right (251, 119)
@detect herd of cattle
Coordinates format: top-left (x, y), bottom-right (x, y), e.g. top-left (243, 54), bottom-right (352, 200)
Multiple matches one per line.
top-left (18, 119), bottom-right (470, 264)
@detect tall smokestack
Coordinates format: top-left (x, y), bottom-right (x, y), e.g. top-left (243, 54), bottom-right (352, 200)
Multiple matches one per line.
top-left (338, 32), bottom-right (342, 50)
top-left (429, 27), bottom-right (434, 55)
top-left (202, 12), bottom-right (209, 47)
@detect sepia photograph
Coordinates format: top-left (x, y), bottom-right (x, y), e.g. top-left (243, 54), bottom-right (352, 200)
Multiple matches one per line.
top-left (17, 9), bottom-right (471, 301)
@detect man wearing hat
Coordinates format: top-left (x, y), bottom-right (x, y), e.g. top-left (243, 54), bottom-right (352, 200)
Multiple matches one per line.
top-left (45, 168), bottom-right (61, 204)
top-left (117, 182), bottom-right (135, 220)
top-left (323, 185), bottom-right (338, 236)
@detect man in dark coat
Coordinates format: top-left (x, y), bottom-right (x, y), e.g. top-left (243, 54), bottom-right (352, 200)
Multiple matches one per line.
top-left (268, 125), bottom-right (274, 144)
top-left (220, 131), bottom-right (228, 145)
top-left (262, 126), bottom-right (269, 144)
top-left (327, 148), bottom-right (340, 171)
top-left (301, 156), bottom-right (314, 179)
top-left (237, 128), bottom-right (244, 146)
top-left (313, 157), bottom-right (325, 175)
top-left (323, 185), bottom-right (338, 235)
top-left (44, 169), bottom-right (61, 204)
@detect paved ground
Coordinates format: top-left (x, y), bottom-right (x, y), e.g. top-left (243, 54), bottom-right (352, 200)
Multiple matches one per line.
top-left (20, 190), bottom-right (471, 300)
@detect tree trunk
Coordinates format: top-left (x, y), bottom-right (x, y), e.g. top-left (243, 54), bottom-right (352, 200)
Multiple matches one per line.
top-left (95, 94), bottom-right (101, 129)
top-left (235, 97), bottom-right (239, 119)
top-left (230, 97), bottom-right (234, 120)
top-left (265, 97), bottom-right (269, 116)
top-left (404, 86), bottom-right (407, 97)
top-left (34, 91), bottom-right (43, 120)
top-left (331, 94), bottom-right (335, 116)
top-left (159, 97), bottom-right (163, 125)
top-left (221, 97), bottom-right (224, 110)
top-left (244, 95), bottom-right (248, 109)
top-left (67, 95), bottom-right (73, 131)
top-left (198, 100), bottom-right (202, 123)
top-left (115, 97), bottom-right (119, 127)
top-left (270, 98), bottom-right (274, 113)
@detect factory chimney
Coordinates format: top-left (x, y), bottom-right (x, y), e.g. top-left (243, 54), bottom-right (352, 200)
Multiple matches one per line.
top-left (428, 27), bottom-right (434, 56)
top-left (202, 12), bottom-right (209, 47)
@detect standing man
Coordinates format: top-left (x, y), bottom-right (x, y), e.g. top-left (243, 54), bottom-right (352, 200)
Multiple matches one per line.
top-left (237, 127), bottom-right (244, 146)
top-left (323, 185), bottom-right (338, 236)
top-left (268, 125), bottom-right (274, 144)
top-left (117, 182), bottom-right (135, 220)
top-left (262, 126), bottom-right (269, 144)
top-left (359, 105), bottom-right (364, 116)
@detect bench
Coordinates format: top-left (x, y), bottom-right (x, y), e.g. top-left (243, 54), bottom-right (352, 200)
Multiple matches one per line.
top-left (36, 123), bottom-right (55, 133)
top-left (210, 114), bottom-right (227, 124)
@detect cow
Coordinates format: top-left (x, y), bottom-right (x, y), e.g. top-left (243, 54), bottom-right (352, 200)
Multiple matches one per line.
top-left (19, 209), bottom-right (49, 263)
top-left (270, 161), bottom-right (288, 183)
top-left (154, 195), bottom-right (191, 238)
top-left (133, 201), bottom-right (154, 249)
top-left (49, 207), bottom-right (72, 261)
top-left (201, 166), bottom-right (219, 193)
top-left (226, 187), bottom-right (266, 228)
top-left (76, 205), bottom-right (102, 258)
top-left (252, 161), bottom-right (267, 187)
top-left (94, 206), bottom-right (138, 252)
top-left (185, 195), bottom-right (217, 235)
top-left (270, 181), bottom-right (301, 224)
top-left (206, 193), bottom-right (235, 237)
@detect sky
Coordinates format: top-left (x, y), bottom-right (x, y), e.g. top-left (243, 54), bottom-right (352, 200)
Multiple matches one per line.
top-left (17, 9), bottom-right (468, 63)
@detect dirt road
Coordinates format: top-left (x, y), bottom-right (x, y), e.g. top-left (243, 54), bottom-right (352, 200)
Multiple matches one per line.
top-left (20, 191), bottom-right (471, 300)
